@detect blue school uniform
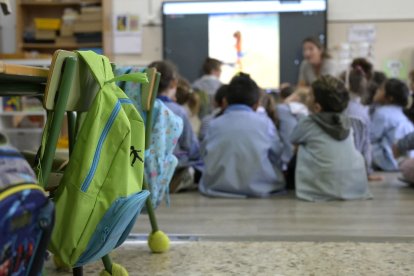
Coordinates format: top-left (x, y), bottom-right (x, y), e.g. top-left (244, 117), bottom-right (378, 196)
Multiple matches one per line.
top-left (345, 98), bottom-right (372, 173)
top-left (291, 115), bottom-right (371, 202)
top-left (370, 105), bottom-right (414, 171)
top-left (276, 103), bottom-right (308, 168)
top-left (158, 96), bottom-right (201, 168)
top-left (199, 104), bottom-right (285, 198)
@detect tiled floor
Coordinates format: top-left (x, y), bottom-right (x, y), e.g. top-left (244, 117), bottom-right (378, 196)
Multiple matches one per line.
top-left (45, 173), bottom-right (414, 275)
top-left (134, 173), bottom-right (414, 242)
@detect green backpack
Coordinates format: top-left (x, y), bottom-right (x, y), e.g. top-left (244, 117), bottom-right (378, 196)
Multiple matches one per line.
top-left (46, 51), bottom-right (149, 267)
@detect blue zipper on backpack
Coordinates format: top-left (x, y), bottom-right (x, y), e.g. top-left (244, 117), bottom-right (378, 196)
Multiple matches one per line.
top-left (80, 99), bottom-right (133, 192)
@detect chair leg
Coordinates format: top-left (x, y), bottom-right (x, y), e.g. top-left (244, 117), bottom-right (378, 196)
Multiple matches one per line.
top-left (102, 255), bottom-right (113, 274)
top-left (143, 181), bottom-right (159, 232)
top-left (72, 266), bottom-right (83, 276)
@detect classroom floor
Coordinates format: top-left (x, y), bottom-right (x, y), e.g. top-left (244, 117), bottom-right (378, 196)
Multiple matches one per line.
top-left (45, 173), bottom-right (414, 275)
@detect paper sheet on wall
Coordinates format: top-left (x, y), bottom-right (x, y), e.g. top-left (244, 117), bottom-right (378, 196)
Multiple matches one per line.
top-left (348, 24), bottom-right (376, 43)
top-left (113, 14), bottom-right (142, 54)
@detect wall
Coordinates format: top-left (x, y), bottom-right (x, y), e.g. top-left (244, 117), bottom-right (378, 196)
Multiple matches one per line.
top-left (113, 0), bottom-right (414, 72)
top-left (1, 0), bottom-right (414, 73)
top-left (0, 0), bottom-right (16, 53)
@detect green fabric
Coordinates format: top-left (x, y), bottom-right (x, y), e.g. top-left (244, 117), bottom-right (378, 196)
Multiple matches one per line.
top-left (47, 51), bottom-right (148, 266)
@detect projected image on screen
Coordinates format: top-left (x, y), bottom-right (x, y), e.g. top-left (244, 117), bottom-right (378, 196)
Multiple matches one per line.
top-left (209, 14), bottom-right (280, 88)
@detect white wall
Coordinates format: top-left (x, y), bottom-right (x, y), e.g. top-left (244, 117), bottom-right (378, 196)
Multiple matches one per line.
top-left (328, 0), bottom-right (414, 21)
top-left (0, 0), bottom-right (16, 53)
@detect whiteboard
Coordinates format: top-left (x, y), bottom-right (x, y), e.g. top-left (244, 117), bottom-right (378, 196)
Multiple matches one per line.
top-left (328, 0), bottom-right (414, 21)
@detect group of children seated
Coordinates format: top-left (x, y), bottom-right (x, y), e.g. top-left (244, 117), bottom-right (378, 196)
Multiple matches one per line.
top-left (148, 56), bottom-right (414, 202)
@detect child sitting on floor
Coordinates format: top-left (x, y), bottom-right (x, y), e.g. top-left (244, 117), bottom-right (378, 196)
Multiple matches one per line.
top-left (199, 73), bottom-right (285, 198)
top-left (370, 78), bottom-right (414, 171)
top-left (199, 84), bottom-right (228, 142)
top-left (343, 65), bottom-right (382, 181)
top-left (276, 87), bottom-right (310, 170)
top-left (290, 75), bottom-right (371, 201)
top-left (148, 60), bottom-right (201, 193)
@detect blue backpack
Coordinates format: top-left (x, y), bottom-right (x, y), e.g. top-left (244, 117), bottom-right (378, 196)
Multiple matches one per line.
top-left (0, 133), bottom-right (54, 276)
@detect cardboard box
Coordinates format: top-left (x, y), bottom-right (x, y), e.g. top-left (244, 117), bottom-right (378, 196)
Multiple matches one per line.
top-left (73, 20), bottom-right (102, 33)
top-left (60, 24), bottom-right (74, 36)
top-left (78, 12), bottom-right (101, 21)
top-left (56, 36), bottom-right (76, 45)
top-left (35, 29), bottom-right (56, 40)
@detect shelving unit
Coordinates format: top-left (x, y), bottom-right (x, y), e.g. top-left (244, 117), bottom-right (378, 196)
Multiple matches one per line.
top-left (0, 105), bottom-right (46, 151)
top-left (15, 0), bottom-right (110, 55)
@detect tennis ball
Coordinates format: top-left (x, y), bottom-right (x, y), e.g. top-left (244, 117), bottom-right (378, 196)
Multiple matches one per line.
top-left (148, 230), bottom-right (170, 253)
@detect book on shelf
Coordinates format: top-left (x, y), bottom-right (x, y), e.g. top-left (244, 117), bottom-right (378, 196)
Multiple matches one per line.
top-left (2, 97), bottom-right (21, 112)
top-left (80, 5), bottom-right (101, 14)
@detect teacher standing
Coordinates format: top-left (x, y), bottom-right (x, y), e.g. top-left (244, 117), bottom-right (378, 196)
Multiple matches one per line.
top-left (298, 37), bottom-right (336, 86)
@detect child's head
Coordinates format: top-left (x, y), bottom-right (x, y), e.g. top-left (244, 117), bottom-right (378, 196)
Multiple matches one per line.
top-left (202, 57), bottom-right (222, 77)
top-left (374, 78), bottom-right (409, 107)
top-left (408, 69), bottom-right (414, 92)
top-left (259, 92), bottom-right (278, 127)
top-left (348, 66), bottom-right (368, 97)
top-left (280, 84), bottom-right (295, 100)
top-left (148, 60), bottom-right (178, 98)
top-left (309, 75), bottom-right (349, 113)
top-left (227, 73), bottom-right (260, 108)
top-left (214, 84), bottom-right (229, 109)
top-left (365, 71), bottom-right (387, 105)
top-left (176, 77), bottom-right (192, 105)
top-left (351, 58), bottom-right (373, 80)
top-left (176, 77), bottom-right (200, 116)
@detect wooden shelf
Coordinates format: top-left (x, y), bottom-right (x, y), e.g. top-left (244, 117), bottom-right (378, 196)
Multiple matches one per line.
top-left (22, 42), bottom-right (102, 49)
top-left (2, 128), bottom-right (43, 133)
top-left (20, 1), bottom-right (100, 6)
top-left (0, 111), bottom-right (45, 116)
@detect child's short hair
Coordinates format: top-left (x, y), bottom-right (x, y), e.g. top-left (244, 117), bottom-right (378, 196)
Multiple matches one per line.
top-left (385, 78), bottom-right (410, 107)
top-left (202, 57), bottom-right (222, 75)
top-left (148, 60), bottom-right (178, 94)
top-left (214, 84), bottom-right (228, 106)
top-left (311, 75), bottom-right (349, 113)
top-left (227, 73), bottom-right (260, 107)
top-left (280, 85), bottom-right (295, 99)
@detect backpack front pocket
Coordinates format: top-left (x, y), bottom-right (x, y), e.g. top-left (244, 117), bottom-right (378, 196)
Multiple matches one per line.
top-left (75, 190), bottom-right (149, 266)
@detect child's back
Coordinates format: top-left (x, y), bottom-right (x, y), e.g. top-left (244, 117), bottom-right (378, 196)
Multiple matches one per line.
top-left (343, 66), bottom-right (373, 175)
top-left (370, 78), bottom-right (414, 171)
top-left (200, 74), bottom-right (285, 198)
top-left (292, 116), bottom-right (370, 201)
top-left (291, 75), bottom-right (371, 201)
top-left (371, 105), bottom-right (414, 170)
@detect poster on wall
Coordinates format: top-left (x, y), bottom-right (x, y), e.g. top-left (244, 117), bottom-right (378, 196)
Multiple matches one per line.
top-left (384, 60), bottom-right (408, 80)
top-left (113, 14), bottom-right (142, 54)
